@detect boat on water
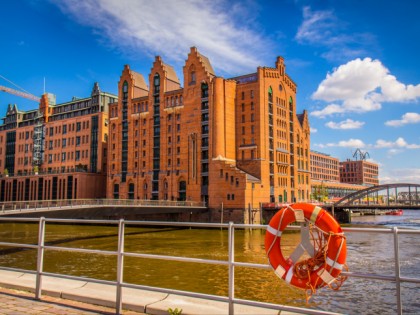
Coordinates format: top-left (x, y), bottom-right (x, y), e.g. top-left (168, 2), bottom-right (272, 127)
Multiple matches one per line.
top-left (385, 209), bottom-right (404, 215)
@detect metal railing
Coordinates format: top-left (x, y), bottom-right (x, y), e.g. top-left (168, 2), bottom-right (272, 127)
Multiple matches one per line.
top-left (0, 199), bottom-right (206, 213)
top-left (0, 217), bottom-right (419, 315)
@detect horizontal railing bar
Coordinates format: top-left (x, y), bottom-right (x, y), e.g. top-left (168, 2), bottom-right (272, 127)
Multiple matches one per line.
top-left (342, 227), bottom-right (399, 233)
top-left (233, 261), bottom-right (271, 270)
top-left (341, 271), bottom-right (395, 282)
top-left (124, 220), bottom-right (229, 228)
top-left (123, 252), bottom-right (229, 265)
top-left (233, 297), bottom-right (342, 315)
top-left (0, 242), bottom-right (38, 249)
top-left (400, 276), bottom-right (420, 284)
top-left (44, 218), bottom-right (120, 224)
top-left (44, 245), bottom-right (117, 256)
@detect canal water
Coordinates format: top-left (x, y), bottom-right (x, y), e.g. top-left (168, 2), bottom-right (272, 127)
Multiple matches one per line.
top-left (0, 210), bottom-right (419, 314)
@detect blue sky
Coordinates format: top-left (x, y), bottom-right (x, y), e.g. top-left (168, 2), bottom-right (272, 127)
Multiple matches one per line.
top-left (1, 0), bottom-right (419, 184)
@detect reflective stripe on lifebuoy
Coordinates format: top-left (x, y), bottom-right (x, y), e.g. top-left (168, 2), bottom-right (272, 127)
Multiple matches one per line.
top-left (265, 203), bottom-right (347, 290)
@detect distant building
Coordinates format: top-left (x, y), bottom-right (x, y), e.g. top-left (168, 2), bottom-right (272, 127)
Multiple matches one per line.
top-left (340, 159), bottom-right (379, 186)
top-left (107, 47), bottom-right (311, 222)
top-left (0, 83), bottom-right (116, 201)
top-left (310, 151), bottom-right (339, 182)
top-left (310, 151), bottom-right (379, 201)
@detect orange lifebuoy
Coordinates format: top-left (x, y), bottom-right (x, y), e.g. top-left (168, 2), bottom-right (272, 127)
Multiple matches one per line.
top-left (265, 203), bottom-right (347, 291)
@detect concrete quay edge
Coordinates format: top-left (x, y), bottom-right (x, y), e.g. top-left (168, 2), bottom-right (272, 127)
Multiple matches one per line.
top-left (0, 269), bottom-right (302, 315)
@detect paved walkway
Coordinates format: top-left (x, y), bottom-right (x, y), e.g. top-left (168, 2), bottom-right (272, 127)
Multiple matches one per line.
top-left (0, 287), bottom-right (144, 315)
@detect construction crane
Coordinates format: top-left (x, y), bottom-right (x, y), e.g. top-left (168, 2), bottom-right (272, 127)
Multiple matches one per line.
top-left (353, 148), bottom-right (370, 161)
top-left (0, 74), bottom-right (40, 102)
top-left (0, 85), bottom-right (40, 102)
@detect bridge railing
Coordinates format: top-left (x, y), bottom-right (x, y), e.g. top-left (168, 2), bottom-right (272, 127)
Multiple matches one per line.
top-left (0, 217), bottom-right (418, 315)
top-left (0, 198), bottom-right (206, 213)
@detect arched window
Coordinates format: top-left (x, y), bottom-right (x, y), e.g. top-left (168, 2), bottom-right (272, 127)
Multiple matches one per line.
top-left (154, 73), bottom-right (160, 94)
top-left (113, 183), bottom-right (119, 199)
top-left (268, 86), bottom-right (273, 102)
top-left (128, 183), bottom-right (135, 200)
top-left (179, 180), bottom-right (186, 201)
top-left (122, 81), bottom-right (128, 100)
top-left (201, 82), bottom-right (208, 98)
top-left (189, 65), bottom-right (196, 85)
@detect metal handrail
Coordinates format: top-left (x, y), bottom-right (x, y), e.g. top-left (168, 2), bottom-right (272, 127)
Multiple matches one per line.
top-left (0, 217), bottom-right (419, 315)
top-left (0, 199), bottom-right (206, 213)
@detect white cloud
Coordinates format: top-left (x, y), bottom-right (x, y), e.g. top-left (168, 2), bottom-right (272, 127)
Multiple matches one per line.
top-left (295, 7), bottom-right (374, 62)
top-left (310, 127), bottom-right (317, 133)
top-left (380, 168), bottom-right (420, 184)
top-left (311, 58), bottom-right (420, 117)
top-left (315, 138), bottom-right (366, 149)
top-left (325, 119), bottom-right (364, 130)
top-left (385, 112), bottom-right (420, 127)
top-left (295, 6), bottom-right (336, 45)
top-left (375, 137), bottom-right (420, 149)
top-left (52, 0), bottom-right (269, 75)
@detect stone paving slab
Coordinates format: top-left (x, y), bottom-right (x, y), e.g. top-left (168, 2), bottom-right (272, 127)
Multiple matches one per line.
top-left (0, 286), bottom-right (144, 314)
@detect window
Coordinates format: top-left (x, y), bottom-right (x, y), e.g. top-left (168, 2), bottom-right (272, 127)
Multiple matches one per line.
top-left (75, 151), bottom-right (80, 161)
top-left (76, 122), bottom-right (81, 132)
top-left (62, 139), bottom-right (67, 148)
top-left (189, 65), bottom-right (196, 84)
top-left (76, 136), bottom-right (81, 146)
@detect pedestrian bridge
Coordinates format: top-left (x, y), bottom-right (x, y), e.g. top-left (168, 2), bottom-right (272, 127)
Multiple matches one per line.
top-left (333, 183), bottom-right (420, 209)
top-left (0, 199), bottom-right (206, 216)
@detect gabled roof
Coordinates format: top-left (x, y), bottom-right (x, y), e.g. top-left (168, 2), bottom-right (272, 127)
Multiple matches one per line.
top-left (132, 70), bottom-right (148, 90)
top-left (162, 62), bottom-right (180, 84)
top-left (197, 51), bottom-right (215, 76)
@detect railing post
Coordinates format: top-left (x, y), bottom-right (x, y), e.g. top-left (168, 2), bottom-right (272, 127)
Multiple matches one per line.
top-left (228, 221), bottom-right (234, 315)
top-left (35, 217), bottom-right (46, 299)
top-left (116, 219), bottom-right (125, 315)
top-left (393, 227), bottom-right (402, 315)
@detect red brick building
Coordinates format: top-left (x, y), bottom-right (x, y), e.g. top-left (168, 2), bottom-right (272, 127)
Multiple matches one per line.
top-left (0, 83), bottom-right (116, 201)
top-left (340, 159), bottom-right (379, 186)
top-left (107, 47), bottom-right (311, 221)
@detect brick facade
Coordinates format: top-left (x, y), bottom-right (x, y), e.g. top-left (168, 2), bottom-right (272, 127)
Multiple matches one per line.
top-left (107, 47), bottom-right (311, 222)
top-left (0, 83), bottom-right (116, 201)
